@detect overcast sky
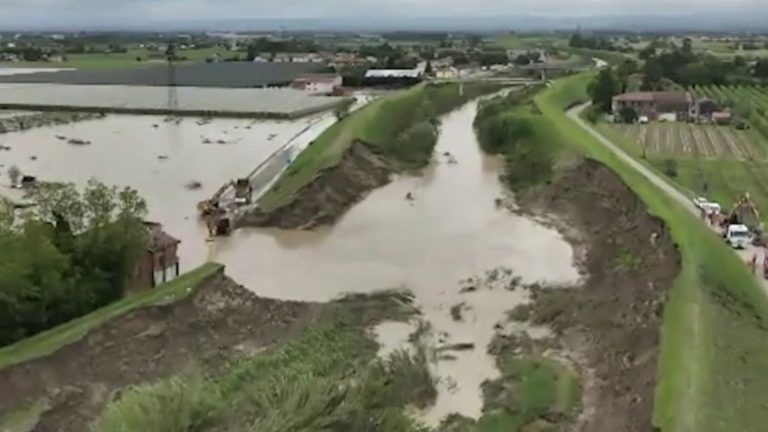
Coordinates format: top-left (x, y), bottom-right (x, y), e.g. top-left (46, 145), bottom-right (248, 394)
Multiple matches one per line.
top-left (3, 0), bottom-right (767, 28)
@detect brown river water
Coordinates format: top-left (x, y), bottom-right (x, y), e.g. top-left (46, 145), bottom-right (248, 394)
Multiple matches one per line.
top-left (0, 101), bottom-right (580, 425)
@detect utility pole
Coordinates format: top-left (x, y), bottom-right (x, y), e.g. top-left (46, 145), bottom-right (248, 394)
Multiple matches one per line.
top-left (166, 43), bottom-right (178, 112)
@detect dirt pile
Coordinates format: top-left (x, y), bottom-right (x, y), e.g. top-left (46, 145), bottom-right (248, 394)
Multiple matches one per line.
top-left (241, 140), bottom-right (392, 229)
top-left (0, 268), bottom-right (324, 432)
top-left (518, 158), bottom-right (681, 432)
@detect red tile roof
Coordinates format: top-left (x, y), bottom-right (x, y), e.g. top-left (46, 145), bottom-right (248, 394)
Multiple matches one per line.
top-left (613, 92), bottom-right (655, 102)
top-left (143, 221), bottom-right (180, 252)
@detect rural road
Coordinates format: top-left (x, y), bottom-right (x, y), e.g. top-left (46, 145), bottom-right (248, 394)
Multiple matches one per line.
top-left (567, 103), bottom-right (768, 296)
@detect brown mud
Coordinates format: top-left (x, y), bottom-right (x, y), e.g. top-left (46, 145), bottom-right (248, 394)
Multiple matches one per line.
top-left (241, 139), bottom-right (392, 229)
top-left (517, 157), bottom-right (681, 432)
top-left (0, 267), bottom-right (325, 432)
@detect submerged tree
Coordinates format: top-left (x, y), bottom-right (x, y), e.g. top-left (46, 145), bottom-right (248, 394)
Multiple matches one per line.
top-left (7, 165), bottom-right (20, 187)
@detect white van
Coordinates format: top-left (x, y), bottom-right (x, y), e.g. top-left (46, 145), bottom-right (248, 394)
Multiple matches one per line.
top-left (726, 224), bottom-right (751, 249)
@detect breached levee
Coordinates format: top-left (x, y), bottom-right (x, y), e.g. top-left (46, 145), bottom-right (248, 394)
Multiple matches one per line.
top-left (240, 140), bottom-right (392, 229)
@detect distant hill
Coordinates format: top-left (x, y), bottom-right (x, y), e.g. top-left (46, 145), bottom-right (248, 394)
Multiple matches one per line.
top-left (4, 12), bottom-right (768, 33)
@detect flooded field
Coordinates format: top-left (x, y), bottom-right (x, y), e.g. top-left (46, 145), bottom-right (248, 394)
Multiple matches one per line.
top-left (0, 113), bottom-right (336, 268)
top-left (0, 84), bottom-right (345, 117)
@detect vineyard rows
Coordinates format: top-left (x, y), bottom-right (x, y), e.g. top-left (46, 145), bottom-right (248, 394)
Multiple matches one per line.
top-left (613, 122), bottom-right (764, 160)
top-left (611, 85), bottom-right (768, 220)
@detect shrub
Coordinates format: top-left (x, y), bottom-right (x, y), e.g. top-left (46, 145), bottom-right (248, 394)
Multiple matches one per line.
top-left (663, 158), bottom-right (678, 178)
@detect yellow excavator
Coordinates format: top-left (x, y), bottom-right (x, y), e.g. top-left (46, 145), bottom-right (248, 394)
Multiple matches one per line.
top-left (197, 179), bottom-right (252, 237)
top-left (721, 193), bottom-right (763, 245)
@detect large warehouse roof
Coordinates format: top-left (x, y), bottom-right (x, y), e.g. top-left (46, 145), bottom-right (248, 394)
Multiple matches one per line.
top-left (0, 62), bottom-right (323, 88)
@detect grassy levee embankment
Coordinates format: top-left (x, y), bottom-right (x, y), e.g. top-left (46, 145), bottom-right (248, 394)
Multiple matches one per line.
top-left (539, 73), bottom-right (768, 432)
top-left (258, 81), bottom-right (503, 212)
top-left (0, 263), bottom-right (223, 371)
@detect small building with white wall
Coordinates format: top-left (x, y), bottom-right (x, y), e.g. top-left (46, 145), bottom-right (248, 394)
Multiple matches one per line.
top-left (291, 74), bottom-right (343, 94)
top-left (435, 66), bottom-right (459, 79)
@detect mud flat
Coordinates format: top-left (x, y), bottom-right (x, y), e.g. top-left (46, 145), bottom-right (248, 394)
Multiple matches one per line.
top-left (513, 158), bottom-right (681, 431)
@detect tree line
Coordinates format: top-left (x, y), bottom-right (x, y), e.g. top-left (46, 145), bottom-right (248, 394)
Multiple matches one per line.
top-left (0, 180), bottom-right (148, 347)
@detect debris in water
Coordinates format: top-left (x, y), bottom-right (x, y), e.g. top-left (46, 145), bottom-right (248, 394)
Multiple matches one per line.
top-left (459, 285), bottom-right (477, 294)
top-left (450, 302), bottom-right (465, 321)
top-left (0, 145), bottom-right (10, 151)
top-left (157, 155), bottom-right (169, 160)
top-left (405, 192), bottom-right (415, 201)
top-left (505, 276), bottom-right (523, 291)
top-left (29, 155), bottom-right (37, 161)
top-left (185, 180), bottom-right (203, 190)
top-left (67, 138), bottom-right (91, 146)
top-left (202, 138), bottom-right (212, 144)
top-left (437, 342), bottom-right (475, 352)
top-left (506, 305), bottom-right (532, 322)
top-left (216, 139), bottom-right (227, 144)
top-left (54, 135), bottom-right (66, 140)
top-left (267, 133), bottom-right (277, 141)
top-left (152, 124), bottom-right (159, 128)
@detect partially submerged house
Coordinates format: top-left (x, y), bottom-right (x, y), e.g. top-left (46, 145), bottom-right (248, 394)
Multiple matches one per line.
top-left (612, 91), bottom-right (693, 122)
top-left (129, 222), bottom-right (180, 292)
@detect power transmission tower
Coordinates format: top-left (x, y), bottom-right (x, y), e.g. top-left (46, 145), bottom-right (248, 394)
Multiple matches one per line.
top-left (166, 43), bottom-right (178, 112)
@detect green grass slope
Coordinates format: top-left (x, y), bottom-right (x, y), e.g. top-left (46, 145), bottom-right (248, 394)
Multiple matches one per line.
top-left (538, 73), bottom-right (768, 432)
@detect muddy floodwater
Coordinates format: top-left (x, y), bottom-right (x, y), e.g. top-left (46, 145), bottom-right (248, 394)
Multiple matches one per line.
top-left (0, 113), bottom-right (336, 268)
top-left (0, 100), bottom-right (580, 425)
top-left (211, 101), bottom-right (581, 424)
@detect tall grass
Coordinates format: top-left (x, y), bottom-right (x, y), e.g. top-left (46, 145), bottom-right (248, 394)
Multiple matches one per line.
top-left (94, 314), bottom-right (435, 432)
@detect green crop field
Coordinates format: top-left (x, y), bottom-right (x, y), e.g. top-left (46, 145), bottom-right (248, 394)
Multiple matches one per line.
top-left (543, 73), bottom-right (768, 432)
top-left (603, 84), bottom-right (768, 222)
